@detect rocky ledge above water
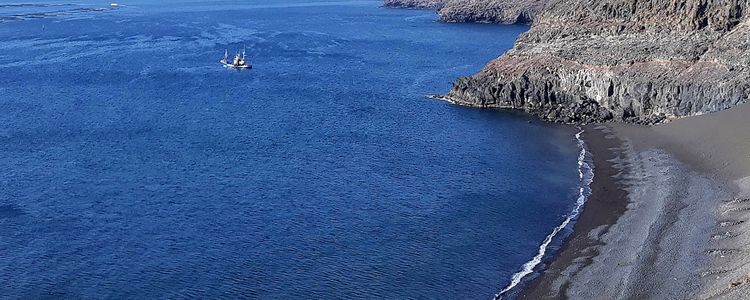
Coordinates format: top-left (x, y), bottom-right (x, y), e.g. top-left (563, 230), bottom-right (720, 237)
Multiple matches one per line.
top-left (383, 0), bottom-right (443, 9)
top-left (390, 0), bottom-right (750, 124)
top-left (384, 0), bottom-right (548, 24)
top-left (438, 0), bottom-right (549, 23)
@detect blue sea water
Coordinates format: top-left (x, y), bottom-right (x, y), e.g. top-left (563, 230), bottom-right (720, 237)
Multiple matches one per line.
top-left (0, 1), bottom-right (583, 298)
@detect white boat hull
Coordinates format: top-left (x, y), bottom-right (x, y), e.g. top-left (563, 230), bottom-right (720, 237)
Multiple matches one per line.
top-left (220, 61), bottom-right (251, 69)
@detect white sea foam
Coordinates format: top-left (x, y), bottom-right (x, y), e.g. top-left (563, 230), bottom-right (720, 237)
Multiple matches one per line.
top-left (494, 129), bottom-right (595, 300)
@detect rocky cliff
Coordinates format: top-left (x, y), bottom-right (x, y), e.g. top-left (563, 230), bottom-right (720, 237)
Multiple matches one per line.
top-left (441, 0), bottom-right (750, 124)
top-left (384, 0), bottom-right (548, 24)
top-left (383, 0), bottom-right (443, 9)
top-left (438, 0), bottom-right (549, 23)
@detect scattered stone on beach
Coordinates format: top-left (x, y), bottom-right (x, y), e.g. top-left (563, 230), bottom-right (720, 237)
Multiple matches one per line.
top-left (729, 275), bottom-right (750, 288)
top-left (701, 269), bottom-right (729, 278)
top-left (711, 232), bottom-right (735, 240)
top-left (707, 249), bottom-right (741, 257)
top-left (719, 220), bottom-right (745, 227)
top-left (725, 207), bottom-right (750, 213)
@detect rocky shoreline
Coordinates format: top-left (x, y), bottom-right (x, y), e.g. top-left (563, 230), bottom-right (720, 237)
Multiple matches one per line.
top-left (384, 0), bottom-right (547, 24)
top-left (386, 0), bottom-right (750, 299)
top-left (383, 0), bottom-right (443, 9)
top-left (390, 0), bottom-right (750, 125)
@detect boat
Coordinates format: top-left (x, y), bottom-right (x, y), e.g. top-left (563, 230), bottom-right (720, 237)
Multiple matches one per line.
top-left (220, 49), bottom-right (252, 69)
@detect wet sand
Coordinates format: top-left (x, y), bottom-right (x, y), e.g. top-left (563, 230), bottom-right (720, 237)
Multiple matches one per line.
top-left (519, 103), bottom-right (750, 299)
top-left (519, 125), bottom-right (629, 299)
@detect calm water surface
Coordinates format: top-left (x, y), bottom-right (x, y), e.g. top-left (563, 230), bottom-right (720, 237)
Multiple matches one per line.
top-left (0, 1), bottom-right (581, 298)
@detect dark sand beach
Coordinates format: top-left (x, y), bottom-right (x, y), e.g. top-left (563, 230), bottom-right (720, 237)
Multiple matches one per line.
top-left (520, 125), bottom-right (629, 299)
top-left (618, 104), bottom-right (750, 299)
top-left (520, 103), bottom-right (750, 299)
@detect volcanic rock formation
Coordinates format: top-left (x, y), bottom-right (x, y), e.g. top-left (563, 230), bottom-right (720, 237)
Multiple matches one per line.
top-left (388, 0), bottom-right (750, 124)
top-left (448, 0), bottom-right (750, 124)
top-left (383, 0), bottom-right (443, 9)
top-left (384, 0), bottom-right (548, 24)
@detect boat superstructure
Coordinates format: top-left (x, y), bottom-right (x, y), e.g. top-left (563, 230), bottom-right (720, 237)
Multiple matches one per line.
top-left (220, 49), bottom-right (251, 69)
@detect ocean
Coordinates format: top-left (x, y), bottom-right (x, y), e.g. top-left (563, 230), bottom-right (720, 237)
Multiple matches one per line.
top-left (0, 1), bottom-right (587, 298)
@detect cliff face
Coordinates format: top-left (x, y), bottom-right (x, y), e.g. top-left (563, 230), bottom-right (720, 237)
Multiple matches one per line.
top-left (444, 0), bottom-right (750, 124)
top-left (384, 0), bottom-right (548, 24)
top-left (383, 0), bottom-right (443, 9)
top-left (438, 0), bottom-right (549, 23)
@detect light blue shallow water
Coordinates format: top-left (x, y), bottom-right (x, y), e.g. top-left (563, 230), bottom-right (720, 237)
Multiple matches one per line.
top-left (0, 1), bottom-right (581, 298)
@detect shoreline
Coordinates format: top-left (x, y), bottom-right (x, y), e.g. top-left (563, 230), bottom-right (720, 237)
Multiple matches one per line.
top-left (518, 124), bottom-right (629, 299)
top-left (515, 103), bottom-right (750, 299)
top-left (496, 127), bottom-right (594, 299)
top-left (427, 90), bottom-right (750, 300)
top-left (381, 3), bottom-right (750, 298)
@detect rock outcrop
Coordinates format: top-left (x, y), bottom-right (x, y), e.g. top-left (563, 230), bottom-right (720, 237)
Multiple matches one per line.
top-left (441, 0), bottom-right (750, 124)
top-left (438, 0), bottom-right (549, 23)
top-left (384, 0), bottom-right (548, 24)
top-left (383, 0), bottom-right (443, 9)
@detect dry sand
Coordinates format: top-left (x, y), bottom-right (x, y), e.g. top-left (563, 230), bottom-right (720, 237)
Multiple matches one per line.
top-left (617, 103), bottom-right (750, 299)
top-left (521, 103), bottom-right (750, 299)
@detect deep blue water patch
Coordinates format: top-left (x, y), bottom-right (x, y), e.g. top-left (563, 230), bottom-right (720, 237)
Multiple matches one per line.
top-left (0, 1), bottom-right (580, 298)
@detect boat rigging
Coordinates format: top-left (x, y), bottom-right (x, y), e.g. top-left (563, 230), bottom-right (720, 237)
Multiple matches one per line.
top-left (220, 49), bottom-right (252, 69)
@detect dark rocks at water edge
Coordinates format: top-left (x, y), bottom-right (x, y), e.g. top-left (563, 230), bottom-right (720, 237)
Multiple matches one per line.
top-left (384, 0), bottom-right (549, 24)
top-left (389, 0), bottom-right (750, 124)
top-left (383, 0), bottom-right (443, 9)
top-left (449, 0), bottom-right (750, 124)
top-left (432, 92), bottom-right (663, 125)
top-left (438, 0), bottom-right (549, 24)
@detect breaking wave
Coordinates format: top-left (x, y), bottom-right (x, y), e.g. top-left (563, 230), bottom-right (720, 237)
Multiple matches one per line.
top-left (494, 128), bottom-right (595, 300)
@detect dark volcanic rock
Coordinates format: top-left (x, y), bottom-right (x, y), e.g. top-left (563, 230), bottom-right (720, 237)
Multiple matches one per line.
top-left (444, 0), bottom-right (750, 124)
top-left (384, 0), bottom-right (550, 24)
top-left (437, 0), bottom-right (551, 23)
top-left (383, 0), bottom-right (443, 9)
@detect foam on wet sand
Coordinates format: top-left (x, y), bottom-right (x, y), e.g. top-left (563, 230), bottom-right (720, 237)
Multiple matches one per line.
top-left (522, 103), bottom-right (750, 299)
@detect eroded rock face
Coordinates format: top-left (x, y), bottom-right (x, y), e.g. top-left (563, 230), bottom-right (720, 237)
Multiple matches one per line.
top-left (438, 0), bottom-right (550, 23)
top-left (383, 0), bottom-right (444, 9)
top-left (445, 0), bottom-right (750, 124)
top-left (384, 0), bottom-right (549, 24)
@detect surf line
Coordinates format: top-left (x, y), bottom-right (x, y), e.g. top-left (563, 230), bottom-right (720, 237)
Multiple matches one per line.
top-left (494, 128), bottom-right (595, 300)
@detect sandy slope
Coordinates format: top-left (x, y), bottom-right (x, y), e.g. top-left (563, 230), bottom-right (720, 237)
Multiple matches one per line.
top-left (611, 103), bottom-right (750, 299)
top-left (522, 103), bottom-right (750, 299)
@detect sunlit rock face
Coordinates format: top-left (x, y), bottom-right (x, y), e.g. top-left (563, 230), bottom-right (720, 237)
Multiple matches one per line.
top-left (445, 0), bottom-right (750, 124)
